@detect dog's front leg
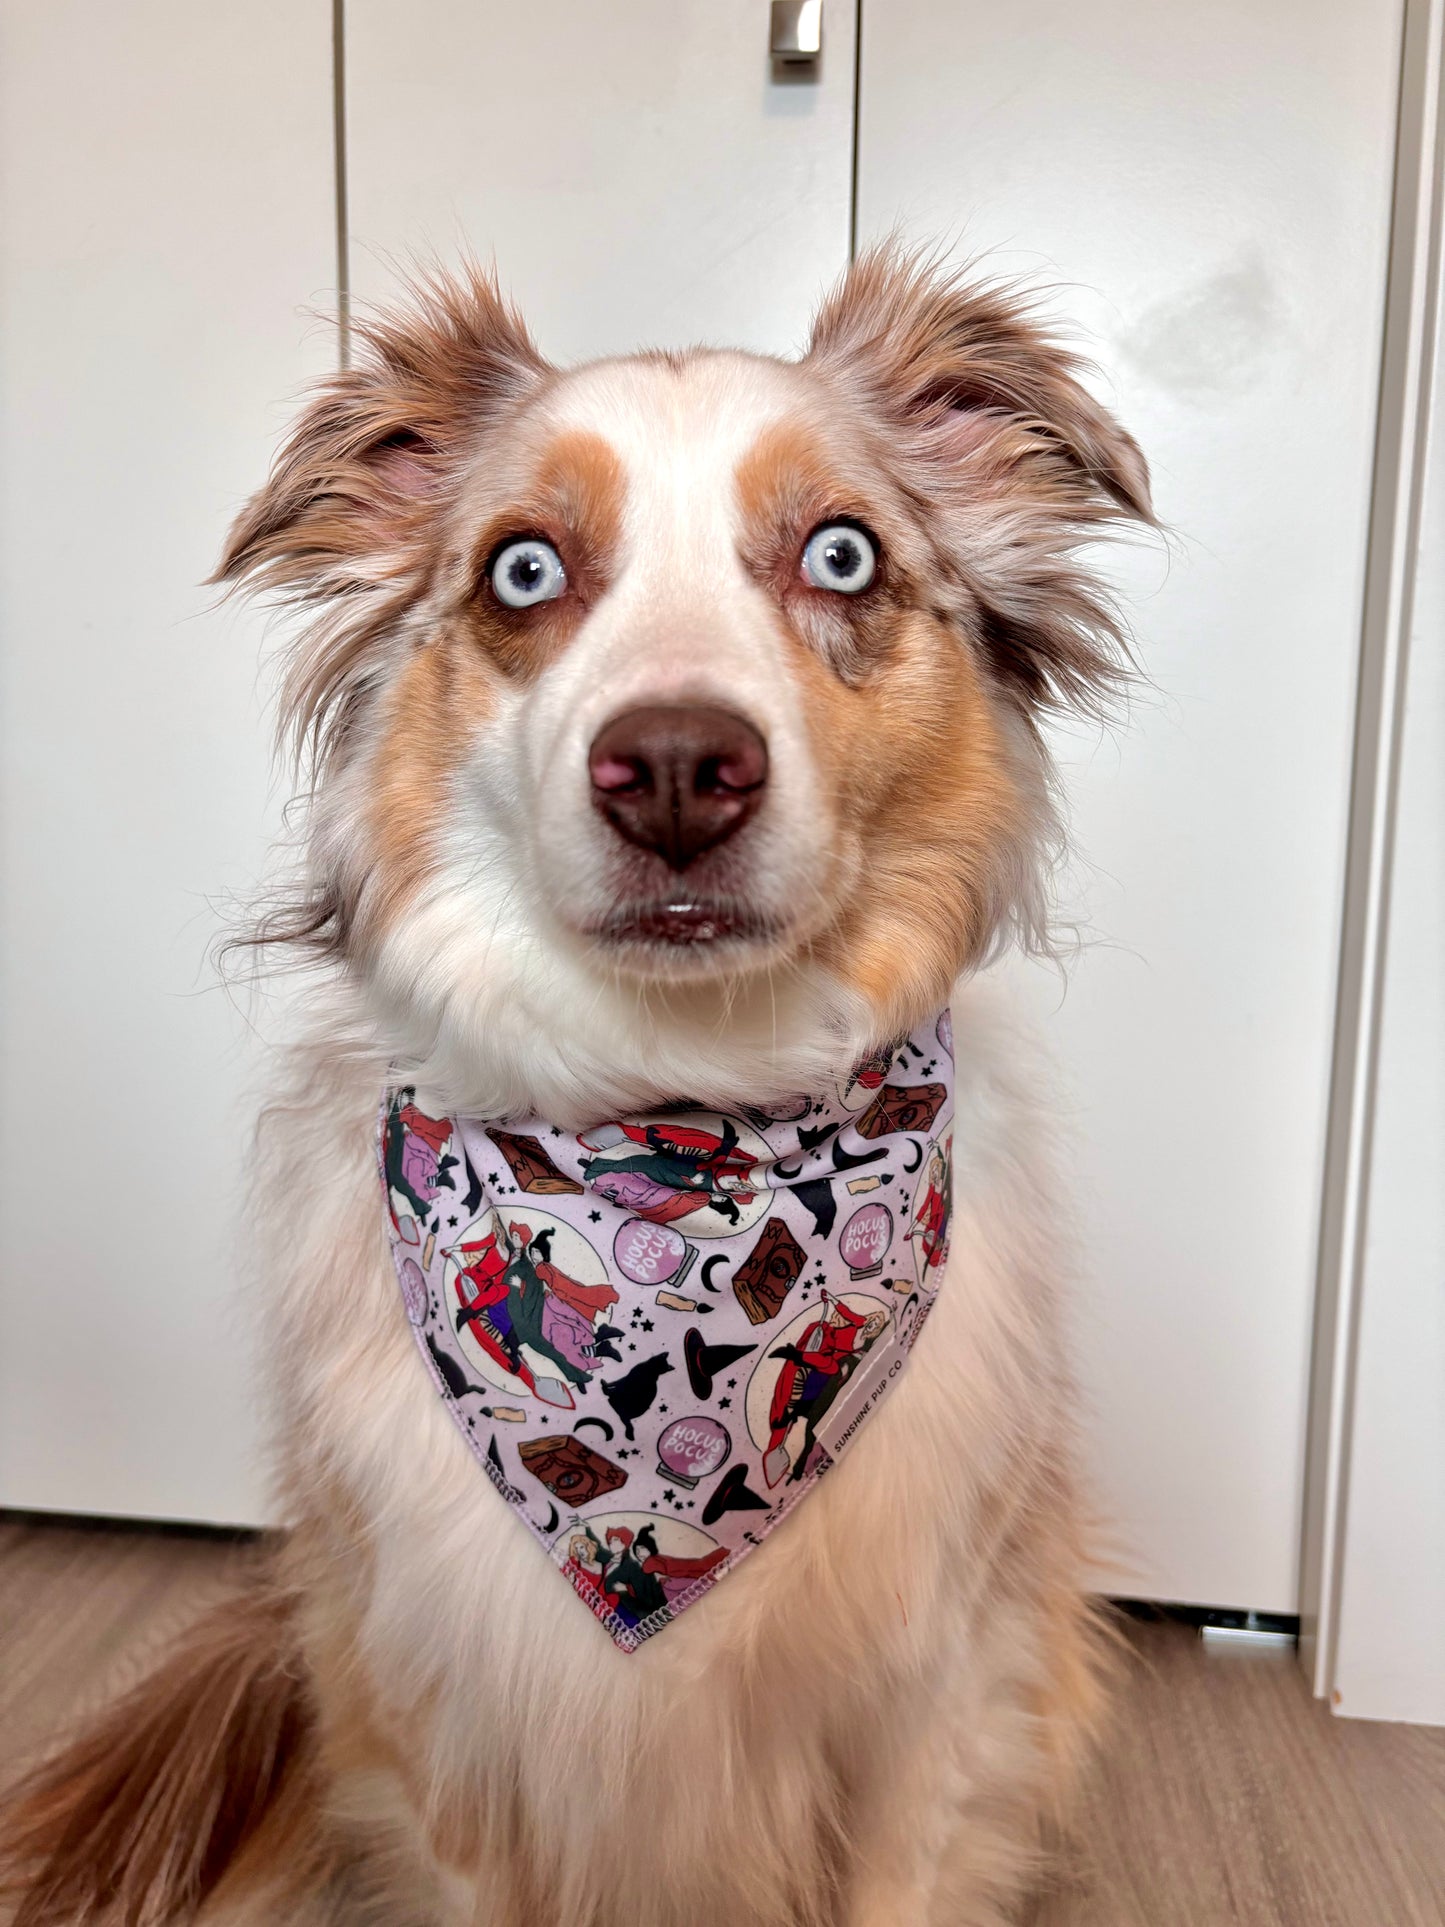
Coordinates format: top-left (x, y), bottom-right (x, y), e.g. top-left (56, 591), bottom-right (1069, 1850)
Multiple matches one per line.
top-left (841, 1681), bottom-right (1037, 1927)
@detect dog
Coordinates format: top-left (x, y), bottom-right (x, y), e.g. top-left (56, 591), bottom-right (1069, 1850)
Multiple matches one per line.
top-left (0, 246), bottom-right (1152, 1926)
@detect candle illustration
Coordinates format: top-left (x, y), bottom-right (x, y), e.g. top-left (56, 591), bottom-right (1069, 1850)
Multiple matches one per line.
top-left (655, 1290), bottom-right (713, 1315)
top-left (839, 1201), bottom-right (893, 1280)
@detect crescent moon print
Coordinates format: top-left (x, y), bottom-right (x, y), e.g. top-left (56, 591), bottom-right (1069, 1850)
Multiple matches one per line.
top-left (700, 1254), bottom-right (728, 1292)
top-left (541, 1502), bottom-right (559, 1535)
top-left (902, 1139), bottom-right (923, 1174)
top-left (573, 1415), bottom-right (615, 1442)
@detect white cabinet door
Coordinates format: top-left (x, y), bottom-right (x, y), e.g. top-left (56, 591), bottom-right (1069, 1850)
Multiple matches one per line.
top-left (345, 1), bottom-right (857, 358)
top-left (857, 1), bottom-right (1403, 1609)
top-left (1332, 165), bottom-right (1445, 1722)
top-left (0, 2), bottom-right (335, 1524)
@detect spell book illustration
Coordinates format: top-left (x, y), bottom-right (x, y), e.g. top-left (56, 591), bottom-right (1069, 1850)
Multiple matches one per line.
top-left (380, 1009), bottom-right (955, 1652)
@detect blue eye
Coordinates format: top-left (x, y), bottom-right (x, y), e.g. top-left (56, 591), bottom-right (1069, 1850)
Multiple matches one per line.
top-left (491, 538), bottom-right (566, 608)
top-left (802, 523), bottom-right (877, 593)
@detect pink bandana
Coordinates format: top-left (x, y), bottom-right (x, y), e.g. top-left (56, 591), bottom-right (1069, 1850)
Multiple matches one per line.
top-left (379, 1009), bottom-right (954, 1652)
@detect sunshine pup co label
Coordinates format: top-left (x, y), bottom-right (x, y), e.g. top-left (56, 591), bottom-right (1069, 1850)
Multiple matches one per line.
top-left (810, 1324), bottom-right (914, 1458)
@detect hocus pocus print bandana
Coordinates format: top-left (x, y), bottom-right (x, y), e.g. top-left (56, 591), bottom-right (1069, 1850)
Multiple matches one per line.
top-left (379, 1008), bottom-right (955, 1653)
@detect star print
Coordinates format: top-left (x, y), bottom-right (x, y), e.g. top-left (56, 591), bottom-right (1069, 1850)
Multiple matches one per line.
top-left (627, 1342), bottom-right (636, 1352)
top-left (662, 1489), bottom-right (675, 1503)
top-left (658, 1404), bottom-right (668, 1414)
top-left (641, 1318), bottom-right (653, 1332)
top-left (448, 1215), bottom-right (458, 1226)
top-left (718, 1397), bottom-right (731, 1410)
top-left (589, 1210), bottom-right (602, 1223)
top-left (686, 1500), bottom-right (695, 1509)
top-left (726, 1378), bottom-right (736, 1388)
top-left (551, 1127), bottom-right (562, 1137)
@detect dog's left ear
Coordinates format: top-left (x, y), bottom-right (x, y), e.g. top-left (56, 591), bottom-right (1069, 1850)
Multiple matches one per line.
top-left (216, 265), bottom-right (548, 766)
top-left (804, 247), bottom-right (1155, 712)
top-left (217, 265), bottom-right (547, 604)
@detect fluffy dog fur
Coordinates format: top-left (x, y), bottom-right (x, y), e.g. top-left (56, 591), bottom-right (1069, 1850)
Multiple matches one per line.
top-left (0, 248), bottom-right (1152, 1926)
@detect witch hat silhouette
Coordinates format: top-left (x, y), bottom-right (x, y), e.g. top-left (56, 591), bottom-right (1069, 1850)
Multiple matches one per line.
top-left (701, 1461), bottom-right (769, 1528)
top-left (684, 1326), bottom-right (755, 1400)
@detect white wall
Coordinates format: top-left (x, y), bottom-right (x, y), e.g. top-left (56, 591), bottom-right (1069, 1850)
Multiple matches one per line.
top-left (0, 1), bottom-right (335, 1524)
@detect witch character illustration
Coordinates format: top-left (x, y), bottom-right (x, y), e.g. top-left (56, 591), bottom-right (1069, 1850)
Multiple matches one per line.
top-left (450, 1217), bottom-right (621, 1409)
top-left (909, 1137), bottom-right (952, 1276)
top-left (562, 1522), bottom-right (729, 1630)
top-left (582, 1117), bottom-right (759, 1227)
top-left (383, 1091), bottom-right (457, 1225)
top-left (564, 1527), bottom-right (620, 1614)
top-left (598, 1524), bottom-right (727, 1628)
top-left (528, 1226), bottom-right (623, 1376)
top-left (763, 1294), bottom-right (890, 1487)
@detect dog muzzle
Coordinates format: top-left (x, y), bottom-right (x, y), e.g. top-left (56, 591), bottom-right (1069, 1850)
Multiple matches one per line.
top-left (379, 1008), bottom-right (955, 1653)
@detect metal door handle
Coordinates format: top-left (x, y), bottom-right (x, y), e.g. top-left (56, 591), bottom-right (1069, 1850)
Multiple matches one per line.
top-left (771, 0), bottom-right (822, 65)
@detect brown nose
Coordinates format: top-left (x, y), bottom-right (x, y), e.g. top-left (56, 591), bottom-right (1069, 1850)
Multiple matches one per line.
top-left (588, 704), bottom-right (768, 871)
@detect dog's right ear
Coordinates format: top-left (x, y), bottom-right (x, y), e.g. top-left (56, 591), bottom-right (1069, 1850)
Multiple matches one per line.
top-left (216, 265), bottom-right (548, 603)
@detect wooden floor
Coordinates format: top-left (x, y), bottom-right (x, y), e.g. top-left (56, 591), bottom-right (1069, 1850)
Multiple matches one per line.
top-left (2, 1517), bottom-right (1443, 1925)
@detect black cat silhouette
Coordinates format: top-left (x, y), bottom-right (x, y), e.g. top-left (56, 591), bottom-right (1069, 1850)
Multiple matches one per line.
top-left (601, 1351), bottom-right (673, 1441)
top-left (794, 1177), bottom-right (838, 1239)
top-left (426, 1333), bottom-right (484, 1401)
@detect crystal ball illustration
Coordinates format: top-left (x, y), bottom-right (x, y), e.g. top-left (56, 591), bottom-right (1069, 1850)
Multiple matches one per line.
top-left (756, 1093), bottom-right (810, 1122)
top-left (613, 1218), bottom-right (688, 1286)
top-left (656, 1414), bottom-right (732, 1489)
top-left (398, 1257), bottom-right (428, 1325)
top-left (840, 1202), bottom-right (893, 1279)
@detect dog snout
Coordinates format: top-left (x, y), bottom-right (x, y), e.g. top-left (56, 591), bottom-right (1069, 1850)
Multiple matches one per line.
top-left (588, 704), bottom-right (768, 871)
